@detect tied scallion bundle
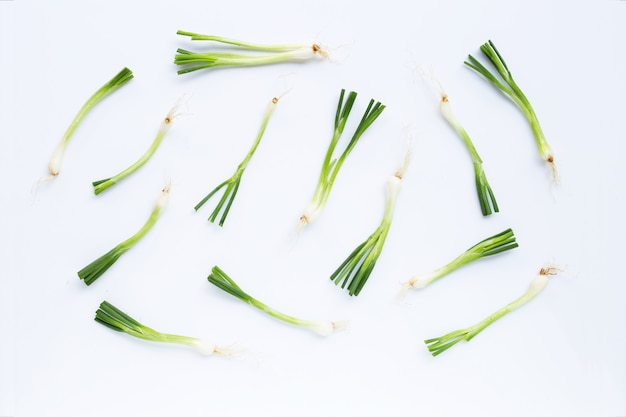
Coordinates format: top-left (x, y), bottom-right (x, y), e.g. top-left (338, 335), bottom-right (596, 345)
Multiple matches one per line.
top-left (424, 266), bottom-right (560, 356)
top-left (194, 95), bottom-right (281, 226)
top-left (174, 30), bottom-right (328, 74)
top-left (92, 104), bottom-right (180, 195)
top-left (78, 184), bottom-right (170, 286)
top-left (331, 148), bottom-right (411, 296)
top-left (402, 228), bottom-right (518, 293)
top-left (95, 301), bottom-right (231, 356)
top-left (465, 40), bottom-right (556, 181)
top-left (298, 89), bottom-right (386, 231)
top-left (208, 266), bottom-right (346, 336)
top-left (46, 67), bottom-right (133, 180)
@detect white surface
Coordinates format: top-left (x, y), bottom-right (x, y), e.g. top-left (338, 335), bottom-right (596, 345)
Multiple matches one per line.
top-left (1, 0), bottom-right (625, 416)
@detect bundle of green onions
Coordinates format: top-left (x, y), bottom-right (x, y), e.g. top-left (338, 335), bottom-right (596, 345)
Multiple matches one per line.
top-left (465, 40), bottom-right (556, 181)
top-left (437, 86), bottom-right (499, 216)
top-left (208, 266), bottom-right (345, 336)
top-left (47, 67), bottom-right (133, 180)
top-left (424, 266), bottom-right (559, 356)
top-left (78, 184), bottom-right (170, 286)
top-left (298, 89), bottom-right (386, 231)
top-left (402, 228), bottom-right (518, 293)
top-left (92, 104), bottom-right (180, 195)
top-left (95, 301), bottom-right (230, 356)
top-left (174, 30), bottom-right (328, 74)
top-left (194, 96), bottom-right (280, 226)
top-left (331, 148), bottom-right (410, 296)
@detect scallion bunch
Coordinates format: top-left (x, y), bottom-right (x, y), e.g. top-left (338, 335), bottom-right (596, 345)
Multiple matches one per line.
top-left (194, 96), bottom-right (280, 226)
top-left (92, 105), bottom-right (180, 195)
top-left (298, 89), bottom-right (386, 231)
top-left (47, 67), bottom-right (133, 180)
top-left (208, 266), bottom-right (345, 336)
top-left (95, 301), bottom-right (230, 356)
top-left (424, 266), bottom-right (559, 356)
top-left (402, 228), bottom-right (518, 292)
top-left (438, 89), bottom-right (499, 216)
top-left (465, 40), bottom-right (556, 180)
top-left (331, 149), bottom-right (410, 296)
top-left (174, 30), bottom-right (328, 74)
top-left (78, 184), bottom-right (170, 285)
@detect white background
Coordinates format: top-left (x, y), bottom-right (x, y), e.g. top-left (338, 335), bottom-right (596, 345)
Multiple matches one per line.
top-left (1, 0), bottom-right (625, 416)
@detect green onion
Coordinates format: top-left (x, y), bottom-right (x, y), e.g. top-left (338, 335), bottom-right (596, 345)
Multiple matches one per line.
top-left (78, 185), bottom-right (170, 286)
top-left (92, 105), bottom-right (179, 195)
top-left (331, 149), bottom-right (410, 296)
top-left (438, 88), bottom-right (499, 216)
top-left (95, 301), bottom-right (229, 356)
top-left (465, 40), bottom-right (556, 180)
top-left (174, 30), bottom-right (328, 74)
top-left (47, 67), bottom-right (133, 179)
top-left (402, 228), bottom-right (518, 292)
top-left (194, 96), bottom-right (280, 226)
top-left (298, 89), bottom-right (386, 231)
top-left (424, 266), bottom-right (559, 356)
top-left (208, 266), bottom-right (345, 336)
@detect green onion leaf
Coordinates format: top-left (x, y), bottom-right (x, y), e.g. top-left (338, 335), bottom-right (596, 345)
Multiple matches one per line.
top-left (298, 89), bottom-right (386, 231)
top-left (403, 228), bottom-right (518, 292)
top-left (92, 105), bottom-right (179, 195)
top-left (465, 40), bottom-right (556, 181)
top-left (438, 90), bottom-right (499, 216)
top-left (78, 185), bottom-right (170, 285)
top-left (95, 300), bottom-right (229, 356)
top-left (424, 266), bottom-right (559, 356)
top-left (194, 96), bottom-right (280, 226)
top-left (47, 67), bottom-right (133, 179)
top-left (208, 266), bottom-right (345, 336)
top-left (330, 149), bottom-right (410, 296)
top-left (174, 31), bottom-right (327, 74)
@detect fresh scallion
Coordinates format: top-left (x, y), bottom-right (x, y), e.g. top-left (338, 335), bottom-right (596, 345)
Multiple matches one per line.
top-left (331, 149), bottom-right (410, 296)
top-left (465, 40), bottom-right (556, 180)
top-left (424, 266), bottom-right (559, 356)
top-left (92, 105), bottom-right (180, 195)
top-left (208, 266), bottom-right (345, 336)
top-left (95, 301), bottom-right (230, 356)
top-left (174, 30), bottom-right (328, 75)
top-left (438, 86), bottom-right (499, 216)
top-left (78, 184), bottom-right (170, 286)
top-left (194, 96), bottom-right (280, 226)
top-left (298, 89), bottom-right (386, 231)
top-left (47, 67), bottom-right (133, 179)
top-left (402, 228), bottom-right (518, 292)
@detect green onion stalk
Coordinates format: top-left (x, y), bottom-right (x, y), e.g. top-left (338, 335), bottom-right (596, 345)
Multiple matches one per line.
top-left (298, 89), bottom-right (386, 232)
top-left (78, 184), bottom-right (170, 286)
top-left (194, 96), bottom-right (280, 226)
top-left (331, 148), bottom-right (410, 296)
top-left (438, 88), bottom-right (499, 216)
top-left (402, 228), bottom-right (518, 293)
top-left (208, 266), bottom-right (346, 336)
top-left (95, 301), bottom-right (230, 356)
top-left (92, 104), bottom-right (180, 195)
top-left (174, 30), bottom-right (328, 75)
top-left (465, 40), bottom-right (556, 181)
top-left (47, 67), bottom-right (133, 180)
top-left (424, 266), bottom-right (559, 356)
